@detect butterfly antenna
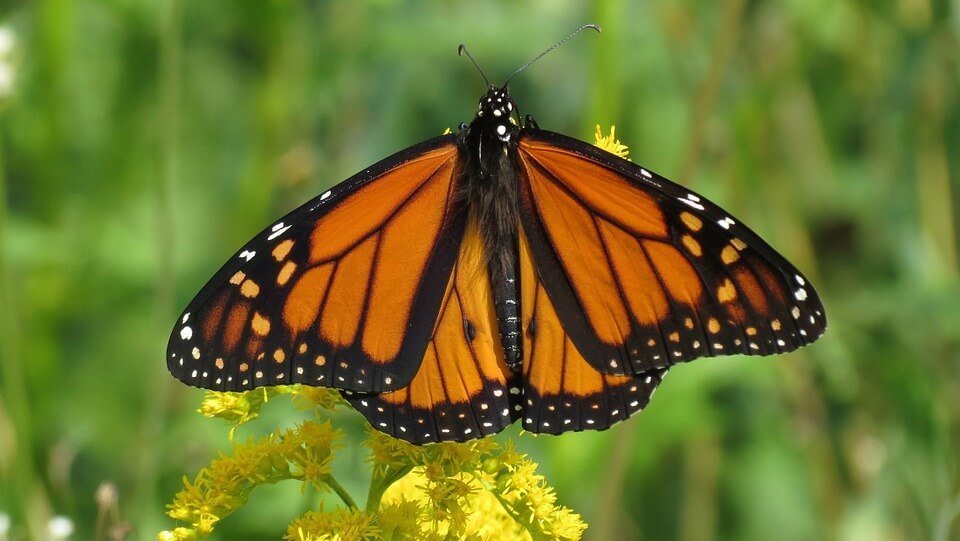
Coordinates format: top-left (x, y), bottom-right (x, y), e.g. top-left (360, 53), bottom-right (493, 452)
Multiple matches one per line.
top-left (503, 23), bottom-right (601, 87)
top-left (458, 44), bottom-right (491, 88)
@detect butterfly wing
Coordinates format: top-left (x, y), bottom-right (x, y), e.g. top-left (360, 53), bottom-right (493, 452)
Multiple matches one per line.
top-left (516, 130), bottom-right (826, 377)
top-left (343, 215), bottom-right (522, 444)
top-left (519, 227), bottom-right (667, 434)
top-left (167, 136), bottom-right (468, 393)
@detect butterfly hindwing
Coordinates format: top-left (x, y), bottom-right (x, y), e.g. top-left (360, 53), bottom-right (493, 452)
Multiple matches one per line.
top-left (167, 136), bottom-right (466, 393)
top-left (516, 130), bottom-right (826, 376)
top-left (344, 216), bottom-right (522, 444)
top-left (519, 228), bottom-right (667, 434)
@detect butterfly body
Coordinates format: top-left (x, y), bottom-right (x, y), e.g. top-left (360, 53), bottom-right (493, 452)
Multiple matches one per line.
top-left (457, 86), bottom-right (524, 368)
top-left (168, 82), bottom-right (826, 444)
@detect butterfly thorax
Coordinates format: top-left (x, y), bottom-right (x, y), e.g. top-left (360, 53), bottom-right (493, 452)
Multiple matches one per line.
top-left (456, 85), bottom-right (524, 369)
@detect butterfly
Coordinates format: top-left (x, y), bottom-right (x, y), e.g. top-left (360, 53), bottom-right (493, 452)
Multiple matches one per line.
top-left (167, 33), bottom-right (826, 445)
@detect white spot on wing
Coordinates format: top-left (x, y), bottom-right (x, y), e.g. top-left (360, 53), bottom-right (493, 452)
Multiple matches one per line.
top-left (679, 197), bottom-right (705, 211)
top-left (795, 288), bottom-right (808, 301)
top-left (320, 190), bottom-right (332, 200)
top-left (267, 225), bottom-right (291, 241)
top-left (180, 326), bottom-right (193, 340)
top-left (239, 250), bottom-right (256, 262)
top-left (718, 217), bottom-right (736, 229)
top-left (640, 168), bottom-right (652, 178)
top-left (182, 313), bottom-right (190, 324)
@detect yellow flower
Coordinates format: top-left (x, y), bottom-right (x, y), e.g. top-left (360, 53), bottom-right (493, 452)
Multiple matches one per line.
top-left (594, 124), bottom-right (630, 159)
top-left (292, 386), bottom-right (346, 412)
top-left (285, 505), bottom-right (379, 541)
top-left (157, 527), bottom-right (198, 541)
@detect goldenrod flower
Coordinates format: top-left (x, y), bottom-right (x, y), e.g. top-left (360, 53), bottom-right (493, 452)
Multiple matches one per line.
top-left (286, 505), bottom-right (379, 541)
top-left (159, 385), bottom-right (588, 540)
top-left (594, 124), bottom-right (630, 159)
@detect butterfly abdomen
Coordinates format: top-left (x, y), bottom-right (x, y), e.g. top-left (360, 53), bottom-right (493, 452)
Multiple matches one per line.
top-left (455, 86), bottom-right (526, 370)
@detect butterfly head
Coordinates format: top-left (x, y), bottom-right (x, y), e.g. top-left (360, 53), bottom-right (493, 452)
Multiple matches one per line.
top-left (475, 85), bottom-right (517, 143)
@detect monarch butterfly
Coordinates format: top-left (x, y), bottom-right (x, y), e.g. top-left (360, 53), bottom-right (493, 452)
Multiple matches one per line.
top-left (167, 27), bottom-right (826, 444)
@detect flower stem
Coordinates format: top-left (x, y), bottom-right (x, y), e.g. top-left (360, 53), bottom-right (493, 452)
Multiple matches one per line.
top-left (325, 475), bottom-right (358, 511)
top-left (365, 464), bottom-right (414, 513)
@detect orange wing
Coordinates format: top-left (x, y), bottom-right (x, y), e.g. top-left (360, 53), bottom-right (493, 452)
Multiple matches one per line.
top-left (344, 215), bottom-right (521, 443)
top-left (516, 131), bottom-right (826, 377)
top-left (519, 228), bottom-right (666, 434)
top-left (168, 137), bottom-right (467, 393)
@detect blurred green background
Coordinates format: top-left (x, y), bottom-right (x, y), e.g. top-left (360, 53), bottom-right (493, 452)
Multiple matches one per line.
top-left (1, 0), bottom-right (958, 539)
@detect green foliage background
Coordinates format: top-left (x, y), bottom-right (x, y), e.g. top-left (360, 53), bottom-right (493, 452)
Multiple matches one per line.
top-left (1, 0), bottom-right (958, 539)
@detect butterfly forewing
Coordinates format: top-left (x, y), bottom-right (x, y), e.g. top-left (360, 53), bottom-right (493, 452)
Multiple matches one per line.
top-left (167, 136), bottom-right (464, 394)
top-left (516, 130), bottom-right (826, 377)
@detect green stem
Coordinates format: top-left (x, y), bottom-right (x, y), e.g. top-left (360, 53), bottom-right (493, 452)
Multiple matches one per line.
top-left (326, 475), bottom-right (358, 511)
top-left (0, 104), bottom-right (52, 539)
top-left (365, 464), bottom-right (414, 513)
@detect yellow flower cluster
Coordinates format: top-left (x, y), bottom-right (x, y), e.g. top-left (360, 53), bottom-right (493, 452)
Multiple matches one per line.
top-left (594, 125), bottom-right (630, 159)
top-left (159, 417), bottom-right (344, 539)
top-left (159, 386), bottom-right (587, 540)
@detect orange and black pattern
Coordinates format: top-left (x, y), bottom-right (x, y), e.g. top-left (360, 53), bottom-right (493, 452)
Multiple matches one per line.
top-left (168, 83), bottom-right (826, 445)
top-left (517, 133), bottom-right (825, 376)
top-left (168, 137), bottom-right (465, 394)
top-left (519, 229), bottom-right (667, 433)
top-left (343, 217), bottom-right (522, 444)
